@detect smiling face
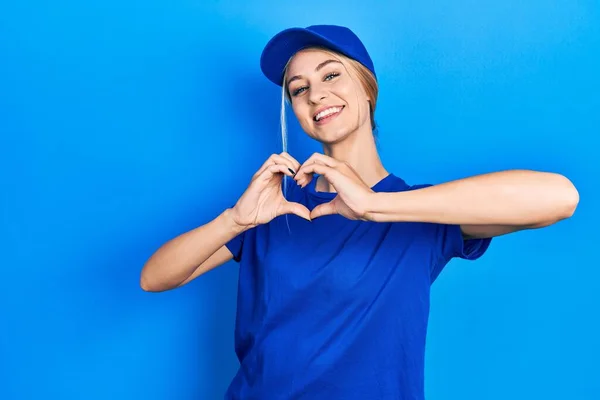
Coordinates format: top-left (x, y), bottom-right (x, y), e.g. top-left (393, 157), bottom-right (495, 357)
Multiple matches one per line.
top-left (284, 48), bottom-right (374, 144)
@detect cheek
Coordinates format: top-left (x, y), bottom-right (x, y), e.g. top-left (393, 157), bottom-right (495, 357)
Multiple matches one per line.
top-left (292, 103), bottom-right (311, 123)
top-left (344, 89), bottom-right (370, 117)
top-left (336, 83), bottom-right (363, 109)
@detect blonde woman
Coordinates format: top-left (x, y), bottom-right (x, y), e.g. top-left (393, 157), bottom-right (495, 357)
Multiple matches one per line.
top-left (141, 25), bottom-right (579, 399)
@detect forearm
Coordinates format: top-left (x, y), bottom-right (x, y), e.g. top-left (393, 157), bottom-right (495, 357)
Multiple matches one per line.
top-left (367, 170), bottom-right (579, 225)
top-left (140, 208), bottom-right (247, 291)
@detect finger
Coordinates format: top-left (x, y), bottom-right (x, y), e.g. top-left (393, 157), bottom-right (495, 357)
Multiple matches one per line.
top-left (293, 153), bottom-right (318, 181)
top-left (280, 201), bottom-right (312, 222)
top-left (278, 152), bottom-right (301, 174)
top-left (257, 163), bottom-right (294, 182)
top-left (295, 158), bottom-right (328, 186)
top-left (295, 153), bottom-right (340, 183)
top-left (306, 152), bottom-right (340, 167)
top-left (254, 153), bottom-right (284, 178)
top-left (297, 163), bottom-right (339, 187)
top-left (301, 152), bottom-right (340, 168)
top-left (294, 159), bottom-right (319, 185)
top-left (310, 201), bottom-right (337, 219)
top-left (270, 154), bottom-right (299, 176)
top-left (254, 154), bottom-right (296, 179)
top-left (253, 159), bottom-right (276, 179)
top-left (295, 154), bottom-right (340, 184)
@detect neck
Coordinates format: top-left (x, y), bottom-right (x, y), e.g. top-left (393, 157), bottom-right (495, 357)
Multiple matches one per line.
top-left (318, 125), bottom-right (389, 193)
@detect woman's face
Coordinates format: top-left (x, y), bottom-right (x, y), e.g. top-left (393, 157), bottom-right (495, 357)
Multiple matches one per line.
top-left (285, 49), bottom-right (371, 144)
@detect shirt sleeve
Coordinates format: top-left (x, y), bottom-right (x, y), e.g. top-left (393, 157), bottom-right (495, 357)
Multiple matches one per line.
top-left (438, 222), bottom-right (492, 261)
top-left (409, 183), bottom-right (492, 281)
top-left (430, 222), bottom-right (491, 281)
top-left (225, 230), bottom-right (245, 263)
top-left (223, 203), bottom-right (246, 263)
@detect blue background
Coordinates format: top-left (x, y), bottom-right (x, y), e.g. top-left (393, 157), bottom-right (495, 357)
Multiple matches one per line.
top-left (1, 1), bottom-right (598, 399)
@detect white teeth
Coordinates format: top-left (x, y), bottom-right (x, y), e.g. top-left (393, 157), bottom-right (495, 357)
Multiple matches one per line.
top-left (315, 107), bottom-right (342, 121)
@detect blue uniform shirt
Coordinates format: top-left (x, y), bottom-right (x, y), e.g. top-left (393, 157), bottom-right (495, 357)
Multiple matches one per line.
top-left (224, 173), bottom-right (491, 399)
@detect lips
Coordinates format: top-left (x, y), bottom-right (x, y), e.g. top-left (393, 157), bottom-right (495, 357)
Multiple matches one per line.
top-left (313, 106), bottom-right (344, 122)
top-left (313, 106), bottom-right (344, 126)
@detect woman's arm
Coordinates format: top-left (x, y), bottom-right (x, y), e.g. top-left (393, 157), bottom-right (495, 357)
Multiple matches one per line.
top-left (140, 208), bottom-right (246, 292)
top-left (140, 152), bottom-right (310, 292)
top-left (366, 170), bottom-right (579, 238)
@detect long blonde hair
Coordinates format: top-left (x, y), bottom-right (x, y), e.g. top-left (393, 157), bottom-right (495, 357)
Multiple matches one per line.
top-left (279, 47), bottom-right (379, 199)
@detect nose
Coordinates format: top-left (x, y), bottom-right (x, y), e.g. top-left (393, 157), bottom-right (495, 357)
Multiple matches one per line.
top-left (308, 85), bottom-right (327, 105)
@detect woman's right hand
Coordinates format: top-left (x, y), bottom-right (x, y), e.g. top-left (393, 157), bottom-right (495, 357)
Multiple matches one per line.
top-left (230, 152), bottom-right (311, 229)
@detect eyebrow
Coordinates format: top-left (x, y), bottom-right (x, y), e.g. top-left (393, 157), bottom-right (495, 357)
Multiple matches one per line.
top-left (286, 59), bottom-right (342, 88)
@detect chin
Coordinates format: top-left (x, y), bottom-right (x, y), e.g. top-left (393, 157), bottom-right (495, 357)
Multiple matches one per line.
top-left (321, 125), bottom-right (359, 144)
top-left (303, 121), bottom-right (355, 143)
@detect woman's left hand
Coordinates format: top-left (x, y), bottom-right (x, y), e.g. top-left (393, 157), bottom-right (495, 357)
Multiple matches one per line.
top-left (293, 153), bottom-right (376, 221)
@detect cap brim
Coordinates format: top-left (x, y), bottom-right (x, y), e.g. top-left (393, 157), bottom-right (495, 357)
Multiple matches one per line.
top-left (260, 28), bottom-right (346, 87)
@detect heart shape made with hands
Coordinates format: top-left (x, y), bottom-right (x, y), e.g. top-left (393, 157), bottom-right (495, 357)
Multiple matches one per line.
top-left (292, 153), bottom-right (377, 221)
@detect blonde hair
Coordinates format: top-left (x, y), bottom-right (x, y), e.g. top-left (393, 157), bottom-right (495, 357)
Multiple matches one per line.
top-left (279, 47), bottom-right (379, 199)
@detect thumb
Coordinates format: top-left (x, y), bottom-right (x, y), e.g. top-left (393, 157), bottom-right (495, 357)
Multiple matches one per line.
top-left (280, 201), bottom-right (312, 222)
top-left (310, 201), bottom-right (337, 219)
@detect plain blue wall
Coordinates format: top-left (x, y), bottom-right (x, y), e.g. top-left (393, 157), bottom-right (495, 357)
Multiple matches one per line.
top-left (1, 1), bottom-right (598, 399)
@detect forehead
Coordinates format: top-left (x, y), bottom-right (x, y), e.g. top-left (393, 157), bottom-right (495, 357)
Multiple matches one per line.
top-left (286, 48), bottom-right (342, 75)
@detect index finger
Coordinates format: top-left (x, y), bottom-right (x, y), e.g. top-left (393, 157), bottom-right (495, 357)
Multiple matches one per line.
top-left (304, 152), bottom-right (340, 168)
top-left (279, 152), bottom-right (301, 173)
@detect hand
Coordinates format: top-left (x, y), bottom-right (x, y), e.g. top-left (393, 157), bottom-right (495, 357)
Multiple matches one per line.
top-left (293, 153), bottom-right (377, 220)
top-left (230, 152), bottom-right (311, 229)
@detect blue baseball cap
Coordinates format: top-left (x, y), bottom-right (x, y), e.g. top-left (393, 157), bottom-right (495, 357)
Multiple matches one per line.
top-left (260, 24), bottom-right (376, 87)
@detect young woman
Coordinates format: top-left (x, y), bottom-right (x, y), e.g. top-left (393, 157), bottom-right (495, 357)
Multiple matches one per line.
top-left (141, 25), bottom-right (579, 399)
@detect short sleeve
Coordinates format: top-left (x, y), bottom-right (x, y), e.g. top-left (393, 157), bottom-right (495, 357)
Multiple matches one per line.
top-left (438, 223), bottom-right (492, 261)
top-left (224, 204), bottom-right (246, 263)
top-left (225, 230), bottom-right (245, 263)
top-left (409, 183), bottom-right (492, 281)
top-left (430, 222), bottom-right (491, 282)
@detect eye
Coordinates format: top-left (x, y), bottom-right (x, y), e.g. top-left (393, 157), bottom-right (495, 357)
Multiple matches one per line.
top-left (290, 72), bottom-right (340, 97)
top-left (292, 86), bottom-right (307, 96)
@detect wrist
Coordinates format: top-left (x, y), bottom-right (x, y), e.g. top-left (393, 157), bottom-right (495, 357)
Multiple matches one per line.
top-left (364, 192), bottom-right (381, 222)
top-left (365, 192), bottom-right (396, 223)
top-left (222, 208), bottom-right (253, 234)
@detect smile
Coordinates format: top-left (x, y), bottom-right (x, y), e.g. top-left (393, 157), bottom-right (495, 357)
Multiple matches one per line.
top-left (313, 106), bottom-right (344, 124)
